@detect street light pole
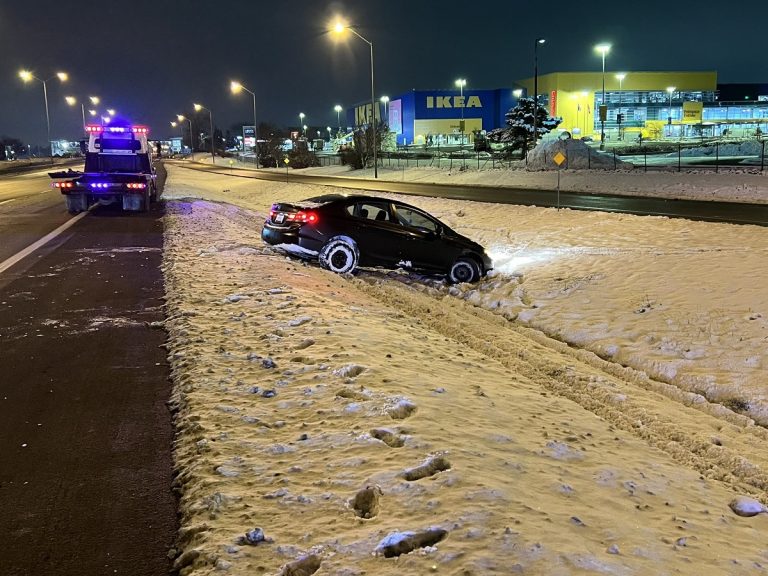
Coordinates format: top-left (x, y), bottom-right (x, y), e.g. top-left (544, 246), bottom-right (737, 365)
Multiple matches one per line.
top-left (230, 82), bottom-right (259, 167)
top-left (334, 105), bottom-right (343, 133)
top-left (194, 103), bottom-right (215, 164)
top-left (19, 70), bottom-right (68, 164)
top-left (615, 73), bottom-right (626, 140)
top-left (380, 95), bottom-right (389, 125)
top-left (177, 115), bottom-right (194, 156)
top-left (594, 43), bottom-right (611, 150)
top-left (332, 22), bottom-right (377, 178)
top-left (454, 79), bottom-right (466, 147)
top-left (666, 86), bottom-right (676, 139)
top-left (533, 38), bottom-right (545, 149)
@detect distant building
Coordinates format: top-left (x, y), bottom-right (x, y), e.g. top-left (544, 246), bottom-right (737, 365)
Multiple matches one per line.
top-left (344, 71), bottom-right (768, 145)
top-left (346, 88), bottom-right (525, 146)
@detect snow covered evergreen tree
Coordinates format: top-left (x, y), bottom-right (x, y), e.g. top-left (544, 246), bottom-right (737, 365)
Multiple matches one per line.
top-left (487, 97), bottom-right (561, 151)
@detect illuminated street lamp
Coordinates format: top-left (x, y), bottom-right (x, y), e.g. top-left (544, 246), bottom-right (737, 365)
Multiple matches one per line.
top-left (176, 115), bottom-right (194, 155)
top-left (327, 126), bottom-right (332, 140)
top-left (533, 38), bottom-right (545, 147)
top-left (106, 108), bottom-right (116, 117)
top-left (380, 95), bottom-right (389, 125)
top-left (513, 88), bottom-right (523, 98)
top-left (302, 124), bottom-right (308, 136)
top-left (299, 112), bottom-right (305, 136)
top-left (334, 104), bottom-right (343, 132)
top-left (65, 95), bottom-right (100, 132)
top-left (666, 86), bottom-right (676, 138)
top-left (454, 78), bottom-right (466, 146)
top-left (231, 80), bottom-right (259, 167)
top-left (194, 103), bottom-right (215, 164)
top-left (332, 20), bottom-right (378, 178)
top-left (594, 43), bottom-right (611, 150)
top-left (18, 69), bottom-right (68, 164)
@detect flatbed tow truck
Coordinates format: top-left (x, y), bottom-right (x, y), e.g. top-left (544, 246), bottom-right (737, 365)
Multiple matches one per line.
top-left (49, 121), bottom-right (158, 213)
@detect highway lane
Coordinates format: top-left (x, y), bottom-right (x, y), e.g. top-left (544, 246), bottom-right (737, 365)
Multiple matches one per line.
top-left (0, 166), bottom-right (177, 575)
top-left (0, 169), bottom-right (81, 279)
top-left (172, 161), bottom-right (768, 226)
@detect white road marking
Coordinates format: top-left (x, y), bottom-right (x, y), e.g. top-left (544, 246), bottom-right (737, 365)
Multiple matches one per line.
top-left (0, 207), bottom-right (93, 275)
top-left (0, 199), bottom-right (15, 205)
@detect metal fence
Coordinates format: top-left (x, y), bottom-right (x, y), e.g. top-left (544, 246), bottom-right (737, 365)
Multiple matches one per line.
top-left (242, 138), bottom-right (768, 174)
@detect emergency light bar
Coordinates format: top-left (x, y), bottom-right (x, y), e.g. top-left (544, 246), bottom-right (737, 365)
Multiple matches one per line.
top-left (85, 125), bottom-right (150, 134)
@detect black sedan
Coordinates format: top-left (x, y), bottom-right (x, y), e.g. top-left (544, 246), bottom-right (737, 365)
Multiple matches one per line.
top-left (261, 194), bottom-right (492, 283)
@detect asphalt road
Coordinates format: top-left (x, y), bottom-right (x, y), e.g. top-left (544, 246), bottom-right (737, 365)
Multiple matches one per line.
top-left (175, 161), bottom-right (768, 226)
top-left (0, 169), bottom-right (177, 575)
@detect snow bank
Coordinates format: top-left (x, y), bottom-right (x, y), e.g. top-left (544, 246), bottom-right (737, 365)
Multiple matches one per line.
top-left (526, 138), bottom-right (634, 170)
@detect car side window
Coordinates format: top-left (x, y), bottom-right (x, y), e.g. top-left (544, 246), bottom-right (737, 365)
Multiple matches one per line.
top-left (393, 206), bottom-right (438, 233)
top-left (347, 202), bottom-right (390, 222)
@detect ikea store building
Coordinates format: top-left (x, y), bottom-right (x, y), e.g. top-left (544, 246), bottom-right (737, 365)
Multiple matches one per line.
top-left (345, 72), bottom-right (768, 145)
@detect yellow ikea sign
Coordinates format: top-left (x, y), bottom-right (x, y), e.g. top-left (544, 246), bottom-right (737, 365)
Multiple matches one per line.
top-left (426, 96), bottom-right (483, 109)
top-left (682, 101), bottom-right (703, 124)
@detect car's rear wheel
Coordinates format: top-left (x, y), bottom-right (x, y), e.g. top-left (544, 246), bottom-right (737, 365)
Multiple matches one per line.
top-left (448, 257), bottom-right (481, 284)
top-left (319, 236), bottom-right (359, 274)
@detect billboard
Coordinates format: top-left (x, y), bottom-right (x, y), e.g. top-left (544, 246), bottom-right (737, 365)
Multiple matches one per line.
top-left (242, 126), bottom-right (255, 148)
top-left (682, 101), bottom-right (703, 124)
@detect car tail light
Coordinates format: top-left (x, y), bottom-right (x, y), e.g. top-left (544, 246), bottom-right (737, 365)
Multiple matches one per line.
top-left (126, 182), bottom-right (146, 189)
top-left (53, 181), bottom-right (75, 189)
top-left (294, 211), bottom-right (318, 224)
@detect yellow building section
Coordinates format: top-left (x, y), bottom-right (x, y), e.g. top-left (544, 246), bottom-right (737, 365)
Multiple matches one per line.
top-left (413, 118), bottom-right (482, 144)
top-left (518, 71), bottom-right (718, 137)
top-left (519, 71), bottom-right (717, 95)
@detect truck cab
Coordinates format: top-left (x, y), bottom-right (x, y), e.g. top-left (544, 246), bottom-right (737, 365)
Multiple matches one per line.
top-left (50, 121), bottom-right (158, 213)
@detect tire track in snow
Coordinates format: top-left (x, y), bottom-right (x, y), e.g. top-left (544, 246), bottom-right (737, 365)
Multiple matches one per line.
top-left (353, 275), bottom-right (768, 498)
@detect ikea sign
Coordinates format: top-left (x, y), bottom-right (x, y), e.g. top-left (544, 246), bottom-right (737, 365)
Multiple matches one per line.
top-left (426, 95), bottom-right (483, 109)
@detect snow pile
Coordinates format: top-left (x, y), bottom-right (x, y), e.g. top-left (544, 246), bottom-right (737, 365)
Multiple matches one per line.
top-left (526, 138), bottom-right (634, 170)
top-left (678, 140), bottom-right (764, 158)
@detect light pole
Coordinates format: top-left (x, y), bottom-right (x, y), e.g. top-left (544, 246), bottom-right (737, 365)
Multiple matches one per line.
top-left (454, 79), bottom-right (466, 146)
top-left (615, 73), bottom-right (626, 140)
top-left (332, 21), bottom-right (378, 178)
top-left (18, 69), bottom-right (68, 164)
top-left (231, 81), bottom-right (259, 167)
top-left (194, 103), bottom-right (215, 164)
top-left (594, 43), bottom-right (611, 150)
top-left (666, 86), bottom-right (676, 139)
top-left (334, 104), bottom-right (343, 133)
top-left (177, 115), bottom-right (194, 155)
top-left (533, 38), bottom-right (545, 148)
top-left (299, 112), bottom-right (305, 137)
top-left (65, 95), bottom-right (99, 132)
top-left (327, 126), bottom-right (332, 142)
top-left (380, 95), bottom-right (389, 125)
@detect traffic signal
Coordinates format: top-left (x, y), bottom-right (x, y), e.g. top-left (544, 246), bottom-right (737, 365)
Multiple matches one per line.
top-left (616, 113), bottom-right (624, 124)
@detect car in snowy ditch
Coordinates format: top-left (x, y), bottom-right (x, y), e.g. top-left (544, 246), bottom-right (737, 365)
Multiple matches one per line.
top-left (261, 194), bottom-right (492, 283)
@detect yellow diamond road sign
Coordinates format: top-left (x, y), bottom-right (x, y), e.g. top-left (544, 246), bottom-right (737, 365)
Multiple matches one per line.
top-left (553, 152), bottom-right (566, 166)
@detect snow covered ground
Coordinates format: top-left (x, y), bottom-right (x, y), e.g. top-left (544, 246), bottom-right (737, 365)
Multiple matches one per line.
top-left (161, 162), bottom-right (768, 575)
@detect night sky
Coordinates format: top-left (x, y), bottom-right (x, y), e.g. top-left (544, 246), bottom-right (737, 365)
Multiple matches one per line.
top-left (1, 0), bottom-right (766, 146)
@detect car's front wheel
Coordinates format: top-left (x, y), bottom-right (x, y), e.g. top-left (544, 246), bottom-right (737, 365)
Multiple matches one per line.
top-left (319, 236), bottom-right (359, 274)
top-left (448, 257), bottom-right (481, 284)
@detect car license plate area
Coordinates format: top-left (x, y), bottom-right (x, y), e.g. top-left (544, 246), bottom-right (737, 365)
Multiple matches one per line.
top-left (274, 213), bottom-right (285, 224)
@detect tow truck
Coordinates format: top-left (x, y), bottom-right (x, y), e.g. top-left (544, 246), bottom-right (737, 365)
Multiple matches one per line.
top-left (49, 121), bottom-right (158, 213)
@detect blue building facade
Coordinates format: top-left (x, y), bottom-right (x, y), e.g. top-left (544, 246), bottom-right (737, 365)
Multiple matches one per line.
top-left (347, 88), bottom-right (524, 146)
